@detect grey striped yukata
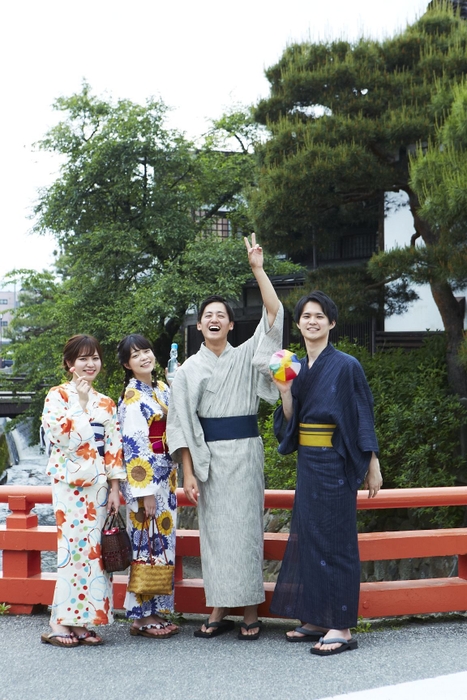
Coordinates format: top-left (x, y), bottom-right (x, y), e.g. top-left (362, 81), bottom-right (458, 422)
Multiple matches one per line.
top-left (167, 305), bottom-right (283, 607)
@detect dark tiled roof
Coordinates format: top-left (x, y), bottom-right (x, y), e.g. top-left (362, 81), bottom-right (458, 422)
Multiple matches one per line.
top-left (243, 272), bottom-right (306, 287)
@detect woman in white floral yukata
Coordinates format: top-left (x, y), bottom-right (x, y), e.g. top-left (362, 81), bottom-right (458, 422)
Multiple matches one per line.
top-left (117, 334), bottom-right (179, 639)
top-left (41, 334), bottom-right (125, 648)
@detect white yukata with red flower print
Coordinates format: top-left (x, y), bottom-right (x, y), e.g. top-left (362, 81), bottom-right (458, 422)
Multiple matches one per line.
top-left (118, 378), bottom-right (177, 620)
top-left (42, 382), bottom-right (125, 627)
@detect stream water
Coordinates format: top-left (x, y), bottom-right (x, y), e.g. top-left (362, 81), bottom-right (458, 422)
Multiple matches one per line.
top-left (0, 418), bottom-right (55, 571)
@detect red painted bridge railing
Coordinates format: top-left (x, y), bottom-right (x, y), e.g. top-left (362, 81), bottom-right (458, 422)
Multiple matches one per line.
top-left (1, 485), bottom-right (467, 617)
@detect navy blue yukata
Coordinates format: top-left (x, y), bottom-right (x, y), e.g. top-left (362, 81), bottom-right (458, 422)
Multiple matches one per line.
top-left (270, 344), bottom-right (378, 629)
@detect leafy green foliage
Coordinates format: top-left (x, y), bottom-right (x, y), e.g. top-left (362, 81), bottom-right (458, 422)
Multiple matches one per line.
top-left (261, 407), bottom-right (297, 491)
top-left (0, 432), bottom-right (10, 477)
top-left (407, 79), bottom-right (467, 312)
top-left (360, 334), bottom-right (467, 528)
top-left (253, 4), bottom-right (467, 250)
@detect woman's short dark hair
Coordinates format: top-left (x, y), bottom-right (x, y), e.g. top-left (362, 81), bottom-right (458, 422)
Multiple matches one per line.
top-left (197, 295), bottom-right (235, 323)
top-left (63, 335), bottom-right (103, 371)
top-left (117, 334), bottom-right (154, 368)
top-left (294, 291), bottom-right (338, 324)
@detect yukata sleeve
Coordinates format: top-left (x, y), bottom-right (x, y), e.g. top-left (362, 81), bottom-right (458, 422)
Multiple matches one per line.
top-left (334, 360), bottom-right (379, 491)
top-left (42, 385), bottom-right (95, 451)
top-left (166, 366), bottom-right (211, 482)
top-left (120, 388), bottom-right (163, 499)
top-left (274, 399), bottom-right (299, 454)
top-left (98, 397), bottom-right (125, 481)
top-left (166, 375), bottom-right (187, 465)
top-left (352, 362), bottom-right (379, 455)
top-left (156, 381), bottom-right (170, 411)
top-left (251, 303), bottom-right (284, 403)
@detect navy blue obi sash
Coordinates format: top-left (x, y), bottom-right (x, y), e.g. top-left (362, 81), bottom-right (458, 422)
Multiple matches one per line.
top-left (199, 415), bottom-right (259, 442)
top-left (90, 422), bottom-right (105, 457)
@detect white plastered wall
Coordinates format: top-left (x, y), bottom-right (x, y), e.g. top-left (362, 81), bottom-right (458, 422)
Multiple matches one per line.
top-left (384, 191), bottom-right (467, 332)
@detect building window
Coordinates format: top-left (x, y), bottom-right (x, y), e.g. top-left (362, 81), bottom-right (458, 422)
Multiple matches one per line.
top-left (195, 210), bottom-right (234, 240)
top-left (0, 299), bottom-right (8, 305)
top-left (209, 216), bottom-right (231, 239)
top-left (318, 230), bottom-right (378, 263)
top-left (1, 321), bottom-right (8, 327)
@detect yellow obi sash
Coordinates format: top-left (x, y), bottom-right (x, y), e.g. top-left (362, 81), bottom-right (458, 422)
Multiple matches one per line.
top-left (299, 423), bottom-right (336, 447)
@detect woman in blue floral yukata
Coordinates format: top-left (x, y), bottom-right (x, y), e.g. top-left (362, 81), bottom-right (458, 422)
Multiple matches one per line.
top-left (117, 334), bottom-right (179, 639)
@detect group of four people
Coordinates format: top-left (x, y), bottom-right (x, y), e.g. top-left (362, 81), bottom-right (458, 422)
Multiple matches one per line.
top-left (40, 235), bottom-right (382, 655)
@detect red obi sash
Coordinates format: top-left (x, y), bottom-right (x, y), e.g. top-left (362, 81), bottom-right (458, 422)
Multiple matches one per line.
top-left (149, 419), bottom-right (168, 454)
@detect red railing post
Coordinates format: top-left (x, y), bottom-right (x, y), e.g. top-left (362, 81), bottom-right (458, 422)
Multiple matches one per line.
top-left (0, 486), bottom-right (56, 613)
top-left (174, 554), bottom-right (184, 582)
top-left (1, 493), bottom-right (42, 613)
top-left (4, 495), bottom-right (41, 579)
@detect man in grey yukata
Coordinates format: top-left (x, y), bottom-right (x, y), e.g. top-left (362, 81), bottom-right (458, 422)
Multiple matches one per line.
top-left (166, 234), bottom-right (283, 639)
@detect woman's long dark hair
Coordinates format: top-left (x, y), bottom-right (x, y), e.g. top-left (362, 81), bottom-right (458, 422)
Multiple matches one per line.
top-left (117, 334), bottom-right (155, 397)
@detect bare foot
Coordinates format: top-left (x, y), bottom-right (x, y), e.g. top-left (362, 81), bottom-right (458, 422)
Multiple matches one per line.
top-left (200, 607), bottom-right (230, 634)
top-left (164, 621), bottom-right (180, 634)
top-left (312, 628), bottom-right (352, 652)
top-left (239, 605), bottom-right (260, 637)
top-left (49, 623), bottom-right (76, 646)
top-left (132, 624), bottom-right (172, 637)
top-left (286, 622), bottom-right (329, 640)
top-left (71, 626), bottom-right (103, 644)
top-left (131, 615), bottom-right (177, 637)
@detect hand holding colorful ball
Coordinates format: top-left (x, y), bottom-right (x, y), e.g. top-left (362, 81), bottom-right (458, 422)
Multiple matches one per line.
top-left (269, 349), bottom-right (301, 382)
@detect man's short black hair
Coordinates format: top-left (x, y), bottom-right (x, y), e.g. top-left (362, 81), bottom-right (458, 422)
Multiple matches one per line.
top-left (197, 295), bottom-right (235, 323)
top-left (294, 290), bottom-right (338, 324)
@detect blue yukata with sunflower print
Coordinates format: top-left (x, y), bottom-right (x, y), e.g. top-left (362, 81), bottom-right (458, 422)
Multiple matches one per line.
top-left (118, 378), bottom-right (177, 619)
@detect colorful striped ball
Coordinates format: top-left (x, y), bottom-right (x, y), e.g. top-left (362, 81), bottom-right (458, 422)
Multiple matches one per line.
top-left (269, 349), bottom-right (301, 381)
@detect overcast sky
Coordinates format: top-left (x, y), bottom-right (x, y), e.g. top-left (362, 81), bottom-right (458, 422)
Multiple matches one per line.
top-left (0, 0), bottom-right (429, 283)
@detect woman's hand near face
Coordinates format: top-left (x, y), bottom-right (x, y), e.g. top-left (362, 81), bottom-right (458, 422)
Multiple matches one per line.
top-left (73, 373), bottom-right (92, 410)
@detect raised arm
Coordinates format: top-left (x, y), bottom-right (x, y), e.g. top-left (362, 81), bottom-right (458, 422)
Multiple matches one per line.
top-left (244, 233), bottom-right (280, 327)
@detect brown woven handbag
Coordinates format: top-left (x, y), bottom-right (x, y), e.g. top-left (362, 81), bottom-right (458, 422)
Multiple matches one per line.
top-left (127, 515), bottom-right (174, 598)
top-left (101, 510), bottom-right (132, 573)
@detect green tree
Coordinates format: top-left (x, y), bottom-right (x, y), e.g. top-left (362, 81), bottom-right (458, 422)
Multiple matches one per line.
top-left (4, 86), bottom-right (298, 430)
top-left (408, 80), bottom-right (467, 372)
top-left (2, 271), bottom-right (70, 431)
top-left (193, 109), bottom-right (263, 234)
top-left (32, 83), bottom-right (206, 361)
top-left (252, 1), bottom-right (467, 394)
